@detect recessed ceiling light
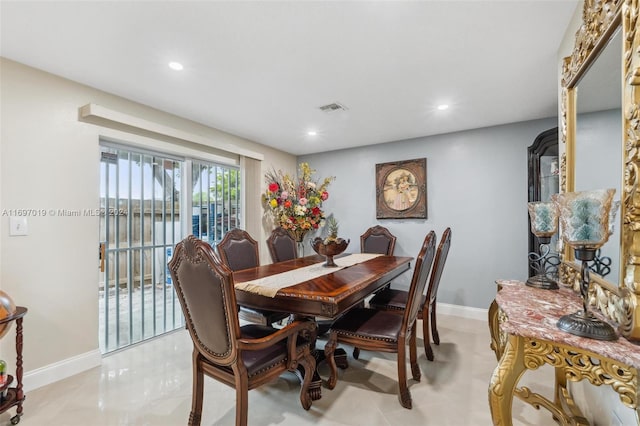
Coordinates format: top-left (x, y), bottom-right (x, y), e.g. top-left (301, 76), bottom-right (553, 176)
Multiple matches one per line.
top-left (437, 104), bottom-right (449, 111)
top-left (168, 61), bottom-right (184, 71)
top-left (307, 130), bottom-right (318, 136)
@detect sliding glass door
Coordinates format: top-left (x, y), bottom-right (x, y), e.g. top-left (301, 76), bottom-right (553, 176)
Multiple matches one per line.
top-left (98, 143), bottom-right (243, 354)
top-left (99, 145), bottom-right (184, 353)
top-left (191, 161), bottom-right (241, 247)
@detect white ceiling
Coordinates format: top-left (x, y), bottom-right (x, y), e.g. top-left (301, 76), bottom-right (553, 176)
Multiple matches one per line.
top-left (0, 1), bottom-right (580, 155)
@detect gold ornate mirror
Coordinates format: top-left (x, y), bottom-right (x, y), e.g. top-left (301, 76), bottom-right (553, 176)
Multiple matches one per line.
top-left (560, 0), bottom-right (640, 340)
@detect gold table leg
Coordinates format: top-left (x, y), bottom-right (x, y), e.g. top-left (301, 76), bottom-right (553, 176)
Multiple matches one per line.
top-left (553, 366), bottom-right (588, 425)
top-left (488, 299), bottom-right (504, 361)
top-left (489, 334), bottom-right (527, 426)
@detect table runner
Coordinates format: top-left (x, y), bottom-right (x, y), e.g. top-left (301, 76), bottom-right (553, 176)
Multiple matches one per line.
top-left (235, 253), bottom-right (382, 297)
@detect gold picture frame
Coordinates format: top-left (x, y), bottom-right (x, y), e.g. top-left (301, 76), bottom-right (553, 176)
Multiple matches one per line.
top-left (376, 158), bottom-right (427, 219)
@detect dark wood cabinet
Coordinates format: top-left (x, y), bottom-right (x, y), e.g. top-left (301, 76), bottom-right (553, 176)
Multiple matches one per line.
top-left (527, 127), bottom-right (559, 277)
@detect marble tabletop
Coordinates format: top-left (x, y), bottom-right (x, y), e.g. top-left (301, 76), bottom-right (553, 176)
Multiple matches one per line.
top-left (495, 279), bottom-right (640, 369)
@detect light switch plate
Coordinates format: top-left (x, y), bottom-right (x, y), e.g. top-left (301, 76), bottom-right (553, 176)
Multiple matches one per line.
top-left (9, 217), bottom-right (28, 236)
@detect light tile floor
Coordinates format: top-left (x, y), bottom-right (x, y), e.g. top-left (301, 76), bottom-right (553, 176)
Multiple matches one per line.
top-left (3, 314), bottom-right (556, 426)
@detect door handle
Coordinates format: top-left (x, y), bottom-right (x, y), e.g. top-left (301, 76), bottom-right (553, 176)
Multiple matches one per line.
top-left (99, 242), bottom-right (106, 272)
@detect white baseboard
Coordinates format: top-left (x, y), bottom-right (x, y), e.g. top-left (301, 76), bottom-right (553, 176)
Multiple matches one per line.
top-left (23, 349), bottom-right (101, 392)
top-left (436, 302), bottom-right (488, 321)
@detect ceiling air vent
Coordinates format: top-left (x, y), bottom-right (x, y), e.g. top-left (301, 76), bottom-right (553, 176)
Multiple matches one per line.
top-left (319, 102), bottom-right (348, 113)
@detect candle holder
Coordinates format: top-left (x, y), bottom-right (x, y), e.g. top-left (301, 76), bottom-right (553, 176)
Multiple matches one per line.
top-left (554, 189), bottom-right (618, 341)
top-left (585, 200), bottom-right (620, 278)
top-left (587, 249), bottom-right (612, 277)
top-left (526, 202), bottom-right (560, 290)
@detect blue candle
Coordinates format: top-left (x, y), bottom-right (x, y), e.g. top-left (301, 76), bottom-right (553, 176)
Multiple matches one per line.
top-left (554, 189), bottom-right (616, 248)
top-left (528, 202), bottom-right (557, 236)
top-left (568, 198), bottom-right (603, 242)
top-left (534, 204), bottom-right (553, 232)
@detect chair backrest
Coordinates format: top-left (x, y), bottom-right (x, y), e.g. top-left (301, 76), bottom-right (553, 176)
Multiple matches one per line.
top-left (360, 225), bottom-right (397, 255)
top-left (267, 227), bottom-right (298, 263)
top-left (217, 228), bottom-right (260, 271)
top-left (426, 227), bottom-right (452, 305)
top-left (402, 231), bottom-right (437, 330)
top-left (168, 235), bottom-right (240, 366)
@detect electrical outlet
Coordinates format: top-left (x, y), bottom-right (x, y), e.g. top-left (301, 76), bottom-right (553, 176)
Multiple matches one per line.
top-left (9, 217), bottom-right (28, 236)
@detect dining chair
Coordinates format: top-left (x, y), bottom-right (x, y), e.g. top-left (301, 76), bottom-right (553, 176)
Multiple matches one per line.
top-left (360, 225), bottom-right (397, 256)
top-left (266, 227), bottom-right (298, 263)
top-left (368, 227), bottom-right (452, 361)
top-left (342, 225), bottom-right (399, 359)
top-left (168, 235), bottom-right (317, 426)
top-left (324, 230), bottom-right (437, 409)
top-left (360, 225), bottom-right (397, 296)
top-left (217, 228), bottom-right (290, 325)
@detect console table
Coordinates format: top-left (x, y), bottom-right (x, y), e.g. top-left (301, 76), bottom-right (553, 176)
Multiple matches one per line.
top-left (488, 280), bottom-right (640, 425)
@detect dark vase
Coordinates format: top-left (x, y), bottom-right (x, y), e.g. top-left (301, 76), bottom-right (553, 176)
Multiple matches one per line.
top-left (311, 237), bottom-right (350, 267)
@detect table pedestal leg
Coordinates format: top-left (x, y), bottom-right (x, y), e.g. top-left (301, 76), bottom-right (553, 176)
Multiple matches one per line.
top-left (292, 316), bottom-right (351, 400)
top-left (296, 347), bottom-right (348, 401)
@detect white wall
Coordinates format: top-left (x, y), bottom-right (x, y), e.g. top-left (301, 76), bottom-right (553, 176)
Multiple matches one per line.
top-left (0, 57), bottom-right (296, 388)
top-left (300, 118), bottom-right (557, 310)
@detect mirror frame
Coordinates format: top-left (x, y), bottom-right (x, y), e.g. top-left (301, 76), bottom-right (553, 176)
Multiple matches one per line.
top-left (560, 0), bottom-right (640, 340)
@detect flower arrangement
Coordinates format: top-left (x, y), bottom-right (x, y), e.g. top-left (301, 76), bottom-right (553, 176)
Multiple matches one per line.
top-left (263, 163), bottom-right (335, 241)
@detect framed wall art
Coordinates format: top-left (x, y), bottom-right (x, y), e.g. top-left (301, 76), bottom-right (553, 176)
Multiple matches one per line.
top-left (376, 158), bottom-right (427, 219)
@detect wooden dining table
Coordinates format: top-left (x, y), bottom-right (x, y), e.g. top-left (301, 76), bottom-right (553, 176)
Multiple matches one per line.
top-left (232, 252), bottom-right (413, 400)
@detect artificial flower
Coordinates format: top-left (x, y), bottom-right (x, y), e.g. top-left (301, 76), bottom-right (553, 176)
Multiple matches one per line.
top-left (268, 182), bottom-right (279, 193)
top-left (263, 162), bottom-right (335, 241)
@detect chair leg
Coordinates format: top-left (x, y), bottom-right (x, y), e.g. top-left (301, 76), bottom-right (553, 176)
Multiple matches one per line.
top-left (396, 338), bottom-right (412, 409)
top-left (189, 354), bottom-right (204, 426)
top-left (298, 350), bottom-right (315, 410)
top-left (409, 325), bottom-right (421, 381)
top-left (422, 310), bottom-right (434, 362)
top-left (324, 331), bottom-right (339, 390)
top-left (431, 302), bottom-right (440, 345)
top-left (235, 375), bottom-right (249, 426)
top-left (335, 350), bottom-right (349, 369)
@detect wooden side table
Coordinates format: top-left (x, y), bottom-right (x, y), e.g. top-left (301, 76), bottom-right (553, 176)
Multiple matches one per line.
top-left (0, 307), bottom-right (27, 425)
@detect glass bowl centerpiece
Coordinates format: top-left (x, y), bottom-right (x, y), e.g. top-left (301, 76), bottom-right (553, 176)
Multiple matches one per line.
top-left (311, 217), bottom-right (349, 267)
